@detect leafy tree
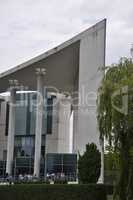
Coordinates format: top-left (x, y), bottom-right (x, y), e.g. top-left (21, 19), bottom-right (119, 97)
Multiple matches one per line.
top-left (97, 58), bottom-right (133, 200)
top-left (104, 145), bottom-right (120, 185)
top-left (104, 145), bottom-right (120, 171)
top-left (78, 143), bottom-right (101, 184)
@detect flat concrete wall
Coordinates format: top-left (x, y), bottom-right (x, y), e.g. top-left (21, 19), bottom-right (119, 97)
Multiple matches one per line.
top-left (73, 20), bottom-right (106, 182)
top-left (46, 97), bottom-right (59, 153)
top-left (46, 96), bottom-right (71, 154)
top-left (57, 98), bottom-right (71, 153)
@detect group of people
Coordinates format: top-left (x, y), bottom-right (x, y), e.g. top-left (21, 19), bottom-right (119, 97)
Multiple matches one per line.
top-left (0, 171), bottom-right (73, 184)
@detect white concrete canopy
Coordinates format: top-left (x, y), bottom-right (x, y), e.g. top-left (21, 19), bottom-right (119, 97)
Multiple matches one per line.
top-left (0, 19), bottom-right (106, 94)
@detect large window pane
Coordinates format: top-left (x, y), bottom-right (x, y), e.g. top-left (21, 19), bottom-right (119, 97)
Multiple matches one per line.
top-left (14, 136), bottom-right (35, 158)
top-left (46, 154), bottom-right (77, 176)
top-left (15, 100), bottom-right (27, 135)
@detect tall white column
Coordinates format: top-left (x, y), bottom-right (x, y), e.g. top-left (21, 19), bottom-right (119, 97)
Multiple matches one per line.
top-left (34, 68), bottom-right (46, 177)
top-left (6, 88), bottom-right (16, 175)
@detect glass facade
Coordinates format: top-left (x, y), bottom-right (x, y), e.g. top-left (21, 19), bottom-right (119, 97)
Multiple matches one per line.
top-left (15, 93), bottom-right (38, 136)
top-left (14, 92), bottom-right (54, 136)
top-left (13, 92), bottom-right (55, 175)
top-left (14, 93), bottom-right (38, 162)
top-left (12, 153), bottom-right (77, 178)
top-left (5, 103), bottom-right (9, 136)
top-left (47, 96), bottom-right (55, 134)
top-left (46, 153), bottom-right (77, 178)
top-left (0, 161), bottom-right (6, 177)
top-left (0, 93), bottom-right (77, 178)
top-left (15, 100), bottom-right (28, 135)
top-left (14, 136), bottom-right (35, 158)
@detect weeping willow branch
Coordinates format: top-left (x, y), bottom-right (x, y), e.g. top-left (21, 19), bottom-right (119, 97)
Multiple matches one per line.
top-left (97, 58), bottom-right (133, 200)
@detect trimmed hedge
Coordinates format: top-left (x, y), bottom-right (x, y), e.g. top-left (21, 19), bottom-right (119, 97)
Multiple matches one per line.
top-left (0, 184), bottom-right (112, 200)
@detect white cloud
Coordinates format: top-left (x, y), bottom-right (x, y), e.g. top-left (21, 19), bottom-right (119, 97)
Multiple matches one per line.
top-left (0, 0), bottom-right (133, 73)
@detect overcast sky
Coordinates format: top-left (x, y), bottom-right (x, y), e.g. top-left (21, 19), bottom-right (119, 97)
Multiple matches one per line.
top-left (0, 0), bottom-right (133, 73)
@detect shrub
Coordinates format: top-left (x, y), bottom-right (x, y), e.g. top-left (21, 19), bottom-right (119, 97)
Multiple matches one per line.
top-left (78, 143), bottom-right (101, 184)
top-left (54, 179), bottom-right (67, 184)
top-left (0, 184), bottom-right (108, 200)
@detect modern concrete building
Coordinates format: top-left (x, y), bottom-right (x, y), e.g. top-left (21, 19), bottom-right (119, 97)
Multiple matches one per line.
top-left (0, 19), bottom-right (106, 182)
top-left (0, 92), bottom-right (74, 177)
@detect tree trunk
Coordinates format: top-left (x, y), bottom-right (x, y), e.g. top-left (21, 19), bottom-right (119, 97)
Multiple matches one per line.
top-left (114, 136), bottom-right (129, 200)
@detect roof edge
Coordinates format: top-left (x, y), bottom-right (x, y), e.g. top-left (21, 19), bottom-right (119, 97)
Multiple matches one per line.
top-left (0, 19), bottom-right (106, 79)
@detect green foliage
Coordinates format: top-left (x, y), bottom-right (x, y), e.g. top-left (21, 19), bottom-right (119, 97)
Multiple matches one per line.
top-left (78, 143), bottom-right (101, 184)
top-left (0, 184), bottom-right (108, 200)
top-left (104, 145), bottom-right (120, 171)
top-left (104, 146), bottom-right (120, 185)
top-left (97, 58), bottom-right (133, 200)
top-left (54, 179), bottom-right (67, 184)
